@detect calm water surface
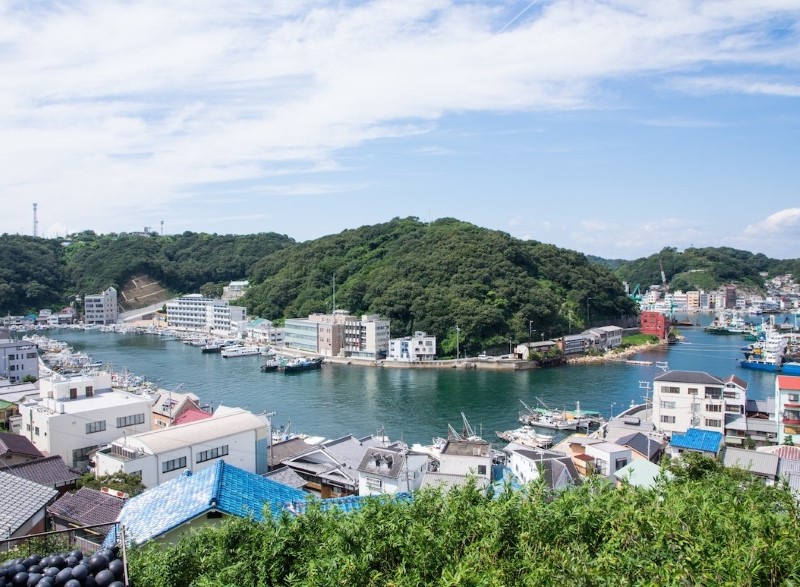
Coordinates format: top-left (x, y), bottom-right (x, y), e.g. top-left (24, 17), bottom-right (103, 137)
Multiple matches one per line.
top-left (49, 313), bottom-right (790, 445)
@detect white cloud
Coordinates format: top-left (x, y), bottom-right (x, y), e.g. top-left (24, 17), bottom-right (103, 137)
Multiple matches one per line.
top-left (1, 0), bottom-right (799, 236)
top-left (743, 208), bottom-right (800, 236)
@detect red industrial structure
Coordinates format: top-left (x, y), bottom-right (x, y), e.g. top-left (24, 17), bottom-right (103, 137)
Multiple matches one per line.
top-left (640, 310), bottom-right (669, 340)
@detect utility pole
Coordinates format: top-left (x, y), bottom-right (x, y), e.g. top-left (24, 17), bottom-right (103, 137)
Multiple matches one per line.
top-left (455, 324), bottom-right (460, 360)
top-left (586, 297), bottom-right (593, 327)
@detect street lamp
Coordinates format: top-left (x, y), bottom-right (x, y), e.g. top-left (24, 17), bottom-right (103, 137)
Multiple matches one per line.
top-left (586, 297), bottom-right (593, 327)
top-left (529, 320), bottom-right (534, 344)
top-left (610, 402), bottom-right (616, 420)
top-left (455, 324), bottom-right (460, 361)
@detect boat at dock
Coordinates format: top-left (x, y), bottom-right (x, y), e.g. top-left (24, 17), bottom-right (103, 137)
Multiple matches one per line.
top-left (518, 398), bottom-right (580, 430)
top-left (496, 426), bottom-right (554, 448)
top-left (221, 345), bottom-right (262, 358)
top-left (260, 358), bottom-right (282, 372)
top-left (281, 356), bottom-right (324, 372)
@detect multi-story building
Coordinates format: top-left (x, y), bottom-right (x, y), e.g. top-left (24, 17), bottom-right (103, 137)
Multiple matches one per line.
top-left (639, 311), bottom-right (669, 340)
top-left (775, 375), bottom-right (800, 444)
top-left (284, 311), bottom-right (390, 359)
top-left (246, 319), bottom-right (284, 347)
top-left (724, 284), bottom-right (737, 309)
top-left (387, 331), bottom-right (437, 361)
top-left (653, 370), bottom-right (747, 440)
top-left (15, 371), bottom-right (152, 469)
top-left (166, 294), bottom-right (246, 334)
top-left (93, 406), bottom-right (269, 488)
top-left (222, 280), bottom-right (249, 301)
top-left (84, 287), bottom-right (119, 325)
top-left (0, 328), bottom-right (39, 383)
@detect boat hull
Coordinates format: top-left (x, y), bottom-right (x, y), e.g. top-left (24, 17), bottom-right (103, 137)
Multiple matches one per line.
top-left (739, 360), bottom-right (780, 372)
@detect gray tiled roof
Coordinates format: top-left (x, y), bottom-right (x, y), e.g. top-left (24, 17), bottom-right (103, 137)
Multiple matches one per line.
top-left (0, 471), bottom-right (58, 535)
top-left (6, 456), bottom-right (81, 488)
top-left (48, 487), bottom-right (124, 529)
top-left (0, 431), bottom-right (44, 459)
top-left (270, 437), bottom-right (314, 466)
top-left (441, 439), bottom-right (491, 457)
top-left (654, 370), bottom-right (723, 385)
top-left (356, 447), bottom-right (405, 478)
top-left (614, 432), bottom-right (664, 460)
top-left (264, 467), bottom-right (307, 489)
top-left (723, 447), bottom-right (779, 478)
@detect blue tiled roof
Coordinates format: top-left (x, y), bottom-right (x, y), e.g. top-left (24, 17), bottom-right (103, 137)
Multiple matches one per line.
top-left (106, 461), bottom-right (305, 546)
top-left (670, 428), bottom-right (723, 453)
top-left (285, 492), bottom-right (412, 516)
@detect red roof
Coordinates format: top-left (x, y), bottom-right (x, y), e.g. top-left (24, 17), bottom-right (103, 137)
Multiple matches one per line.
top-left (778, 375), bottom-right (800, 391)
top-left (173, 408), bottom-right (213, 426)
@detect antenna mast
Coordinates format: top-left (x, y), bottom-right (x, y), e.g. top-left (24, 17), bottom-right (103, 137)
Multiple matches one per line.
top-left (33, 203), bottom-right (38, 237)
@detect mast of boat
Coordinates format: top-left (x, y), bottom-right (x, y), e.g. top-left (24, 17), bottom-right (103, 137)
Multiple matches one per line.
top-left (519, 399), bottom-right (537, 415)
top-left (461, 412), bottom-right (476, 439)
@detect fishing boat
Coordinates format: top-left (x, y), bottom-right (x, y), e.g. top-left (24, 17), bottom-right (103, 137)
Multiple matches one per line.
top-left (496, 426), bottom-right (554, 448)
top-left (221, 345), bottom-right (262, 358)
top-left (201, 343), bottom-right (223, 353)
top-left (281, 356), bottom-right (324, 372)
top-left (518, 398), bottom-right (578, 430)
top-left (260, 358), bottom-right (281, 372)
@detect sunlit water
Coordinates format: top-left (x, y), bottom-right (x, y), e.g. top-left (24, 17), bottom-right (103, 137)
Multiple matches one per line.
top-left (47, 313), bottom-right (791, 445)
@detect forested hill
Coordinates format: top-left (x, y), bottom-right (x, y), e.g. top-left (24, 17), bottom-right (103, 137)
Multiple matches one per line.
top-left (613, 246), bottom-right (800, 293)
top-left (244, 217), bottom-right (637, 353)
top-left (0, 231), bottom-right (294, 315)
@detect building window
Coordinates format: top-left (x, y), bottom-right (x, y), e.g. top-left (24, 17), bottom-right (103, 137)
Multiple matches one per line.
top-left (86, 420), bottom-right (106, 434)
top-left (615, 458), bottom-right (628, 470)
top-left (196, 445), bottom-right (229, 464)
top-left (705, 418), bottom-right (722, 428)
top-left (72, 445), bottom-right (99, 467)
top-left (477, 465), bottom-right (487, 475)
top-left (725, 404), bottom-right (742, 413)
top-left (705, 404), bottom-right (722, 413)
top-left (86, 386), bottom-right (93, 397)
top-left (723, 391), bottom-right (739, 399)
top-left (705, 387), bottom-right (722, 400)
top-left (366, 477), bottom-right (382, 490)
top-left (34, 426), bottom-right (40, 436)
top-left (661, 386), bottom-right (680, 394)
top-left (687, 388), bottom-right (698, 395)
top-left (69, 388), bottom-right (78, 400)
top-left (162, 457), bottom-right (187, 473)
top-left (660, 415), bottom-right (676, 424)
top-left (116, 413), bottom-right (145, 428)
top-left (660, 401), bottom-right (676, 409)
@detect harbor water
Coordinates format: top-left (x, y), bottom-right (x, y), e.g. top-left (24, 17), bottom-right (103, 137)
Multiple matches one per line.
top-left (47, 313), bottom-right (794, 445)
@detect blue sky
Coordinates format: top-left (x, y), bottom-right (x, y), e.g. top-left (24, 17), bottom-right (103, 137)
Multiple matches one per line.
top-left (1, 0), bottom-right (799, 260)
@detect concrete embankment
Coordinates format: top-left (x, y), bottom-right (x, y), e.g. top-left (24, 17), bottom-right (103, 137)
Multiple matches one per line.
top-left (566, 342), bottom-right (667, 365)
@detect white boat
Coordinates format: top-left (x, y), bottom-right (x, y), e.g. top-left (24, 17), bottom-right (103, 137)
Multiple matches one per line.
top-left (496, 427), bottom-right (554, 448)
top-left (221, 345), bottom-right (262, 358)
top-left (518, 398), bottom-right (578, 430)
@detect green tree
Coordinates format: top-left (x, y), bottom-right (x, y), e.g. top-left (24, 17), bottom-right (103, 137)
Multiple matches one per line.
top-left (78, 471), bottom-right (146, 497)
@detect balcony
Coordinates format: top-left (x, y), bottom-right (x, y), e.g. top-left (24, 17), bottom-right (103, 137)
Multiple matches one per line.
top-left (783, 417), bottom-right (800, 426)
top-left (784, 402), bottom-right (800, 409)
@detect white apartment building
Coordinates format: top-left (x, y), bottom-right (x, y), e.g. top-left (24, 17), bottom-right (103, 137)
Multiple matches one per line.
top-left (284, 311), bottom-right (391, 359)
top-left (93, 406), bottom-right (269, 487)
top-left (166, 294), bottom-right (246, 334)
top-left (387, 331), bottom-right (437, 361)
top-left (15, 371), bottom-right (152, 469)
top-left (246, 319), bottom-right (284, 347)
top-left (344, 314), bottom-right (390, 360)
top-left (653, 370), bottom-right (747, 440)
top-left (0, 329), bottom-right (39, 383)
top-left (775, 375), bottom-right (800, 445)
top-left (84, 287), bottom-right (119, 325)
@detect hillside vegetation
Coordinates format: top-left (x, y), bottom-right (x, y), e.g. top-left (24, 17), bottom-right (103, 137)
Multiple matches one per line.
top-left (614, 246), bottom-right (800, 293)
top-left (125, 454), bottom-right (800, 587)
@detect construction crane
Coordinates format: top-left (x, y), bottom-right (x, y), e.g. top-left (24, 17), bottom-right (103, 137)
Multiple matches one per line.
top-left (659, 259), bottom-right (676, 321)
top-left (659, 259), bottom-right (668, 294)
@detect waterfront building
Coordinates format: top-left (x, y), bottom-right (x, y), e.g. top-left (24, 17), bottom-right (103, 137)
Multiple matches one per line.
top-left (84, 287), bottom-right (119, 325)
top-left (343, 314), bottom-right (390, 360)
top-left (15, 371), bottom-right (153, 470)
top-left (687, 290), bottom-right (701, 311)
top-left (671, 290), bottom-right (688, 310)
top-left (166, 294), bottom-right (246, 334)
top-left (561, 437), bottom-right (632, 479)
top-left (583, 325), bottom-right (623, 351)
top-left (222, 280), bottom-right (249, 301)
top-left (725, 284), bottom-right (738, 309)
top-left (93, 405), bottom-right (268, 488)
top-left (557, 334), bottom-right (590, 355)
top-left (387, 331), bottom-right (436, 361)
top-left (775, 375), bottom-right (800, 445)
top-left (640, 311), bottom-right (669, 340)
top-left (653, 371), bottom-right (747, 441)
top-left (356, 446), bottom-right (427, 496)
top-left (0, 328), bottom-right (39, 384)
top-left (284, 311), bottom-right (390, 359)
top-left (283, 318), bottom-right (321, 354)
top-left (246, 318), bottom-right (284, 347)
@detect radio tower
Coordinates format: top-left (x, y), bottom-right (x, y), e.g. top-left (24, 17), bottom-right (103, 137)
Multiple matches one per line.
top-left (33, 203), bottom-right (38, 237)
top-left (160, 220), bottom-right (164, 235)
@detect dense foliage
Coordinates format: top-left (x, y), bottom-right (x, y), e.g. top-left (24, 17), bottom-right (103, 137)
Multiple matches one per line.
top-left (126, 454), bottom-right (800, 586)
top-left (245, 217), bottom-right (637, 353)
top-left (612, 246), bottom-right (795, 294)
top-left (0, 235), bottom-right (69, 315)
top-left (77, 471), bottom-right (146, 497)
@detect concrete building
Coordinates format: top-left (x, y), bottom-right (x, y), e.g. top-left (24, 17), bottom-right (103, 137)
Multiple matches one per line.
top-left (356, 446), bottom-right (427, 496)
top-left (222, 280), bottom-right (249, 301)
top-left (84, 287), bottom-right (119, 325)
top-left (504, 444), bottom-right (580, 490)
top-left (436, 438), bottom-right (492, 482)
top-left (285, 311), bottom-right (391, 359)
top-left (583, 325), bottom-right (623, 350)
top-left (686, 290), bottom-right (701, 311)
top-left (246, 318), bottom-right (284, 347)
top-left (166, 294), bottom-right (246, 334)
top-left (387, 331), bottom-right (437, 361)
top-left (93, 406), bottom-right (269, 488)
top-left (0, 328), bottom-right (39, 383)
top-left (775, 375), bottom-right (800, 445)
top-left (640, 311), bottom-right (669, 340)
top-left (15, 371), bottom-right (153, 470)
top-left (653, 370), bottom-right (747, 440)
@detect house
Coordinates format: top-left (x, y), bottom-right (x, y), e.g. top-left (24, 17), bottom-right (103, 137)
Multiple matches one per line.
top-left (652, 370), bottom-right (747, 440)
top-left (16, 371), bottom-right (153, 470)
top-left (222, 280), bottom-right (249, 301)
top-left (667, 428), bottom-right (723, 458)
top-left (775, 375), bottom-right (800, 445)
top-left (356, 446), bottom-right (427, 496)
top-left (104, 460), bottom-right (305, 546)
top-left (246, 318), bottom-right (284, 347)
top-left (0, 430), bottom-right (44, 465)
top-left (94, 406), bottom-right (269, 488)
top-left (722, 447), bottom-right (780, 484)
top-left (268, 436), bottom-right (317, 470)
top-left (435, 438), bottom-right (492, 483)
top-left (280, 435), bottom-right (402, 498)
top-left (5, 455), bottom-right (80, 495)
top-left (557, 334), bottom-right (590, 356)
top-left (387, 331), bottom-right (437, 361)
top-left (504, 443), bottom-right (580, 490)
top-left (560, 437), bottom-right (631, 478)
top-left (48, 487), bottom-right (125, 550)
top-left (613, 432), bottom-right (664, 463)
top-left (583, 326), bottom-right (624, 350)
top-left (148, 389), bottom-right (209, 429)
top-left (614, 459), bottom-right (672, 489)
top-left (0, 471), bottom-right (59, 544)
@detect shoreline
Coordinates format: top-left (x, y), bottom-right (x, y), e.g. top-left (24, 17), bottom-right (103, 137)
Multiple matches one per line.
top-left (565, 341), bottom-right (668, 365)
